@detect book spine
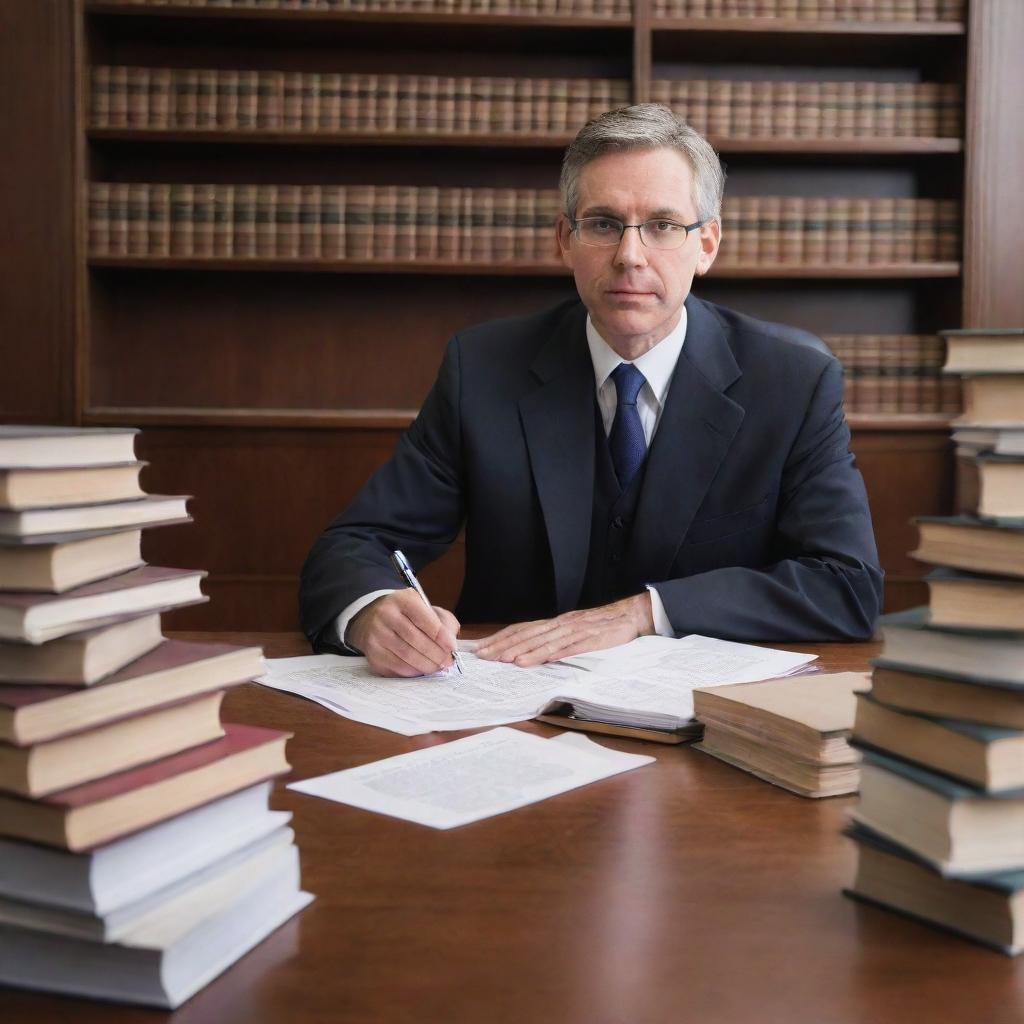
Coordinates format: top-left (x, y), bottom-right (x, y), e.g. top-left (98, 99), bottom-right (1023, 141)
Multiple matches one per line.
top-left (438, 187), bottom-right (461, 261)
top-left (109, 65), bottom-right (128, 128)
top-left (196, 69), bottom-right (218, 130)
top-left (90, 66), bottom-right (111, 128)
top-left (283, 72), bottom-right (303, 131)
top-left (237, 70), bottom-right (259, 130)
top-left (233, 183), bottom-right (257, 258)
top-left (394, 185), bottom-right (417, 261)
top-left (213, 184), bottom-right (234, 257)
top-left (88, 182), bottom-right (111, 257)
top-left (126, 66), bottom-right (150, 128)
top-left (319, 73), bottom-right (341, 132)
top-left (192, 183), bottom-right (216, 257)
top-left (276, 184), bottom-right (300, 258)
top-left (149, 67), bottom-right (173, 131)
top-left (255, 184), bottom-right (277, 258)
top-left (346, 185), bottom-right (375, 261)
top-left (217, 69), bottom-right (240, 130)
top-left (321, 185), bottom-right (345, 259)
top-left (169, 183), bottom-right (194, 258)
top-left (149, 182), bottom-right (171, 257)
top-left (415, 185), bottom-right (439, 260)
top-left (174, 69), bottom-right (199, 130)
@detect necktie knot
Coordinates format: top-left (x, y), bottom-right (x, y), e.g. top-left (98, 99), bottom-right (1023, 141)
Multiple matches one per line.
top-left (611, 362), bottom-right (645, 407)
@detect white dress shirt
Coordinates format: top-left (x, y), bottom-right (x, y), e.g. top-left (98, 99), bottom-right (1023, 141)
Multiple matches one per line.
top-left (333, 308), bottom-right (688, 647)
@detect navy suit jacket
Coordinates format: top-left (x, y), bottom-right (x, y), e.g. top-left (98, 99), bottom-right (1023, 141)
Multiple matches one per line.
top-left (300, 294), bottom-right (883, 651)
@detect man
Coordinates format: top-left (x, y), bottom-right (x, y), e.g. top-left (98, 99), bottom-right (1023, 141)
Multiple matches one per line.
top-left (300, 104), bottom-right (883, 677)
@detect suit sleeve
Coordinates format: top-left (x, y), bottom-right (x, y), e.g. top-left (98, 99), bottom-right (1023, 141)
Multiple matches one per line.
top-left (650, 358), bottom-right (884, 642)
top-left (299, 337), bottom-right (465, 653)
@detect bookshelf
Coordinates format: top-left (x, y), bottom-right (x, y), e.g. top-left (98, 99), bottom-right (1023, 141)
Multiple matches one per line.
top-left (5, 0), bottom-right (1024, 629)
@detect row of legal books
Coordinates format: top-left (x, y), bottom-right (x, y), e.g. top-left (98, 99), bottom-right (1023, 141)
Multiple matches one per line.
top-left (94, 0), bottom-right (633, 17)
top-left (652, 0), bottom-right (963, 19)
top-left (88, 183), bottom-right (562, 262)
top-left (718, 197), bottom-right (959, 265)
top-left (649, 80), bottom-right (962, 140)
top-left (845, 327), bottom-right (1024, 956)
top-left (0, 426), bottom-right (312, 1006)
top-left (90, 67), bottom-right (631, 136)
top-left (823, 334), bottom-right (960, 416)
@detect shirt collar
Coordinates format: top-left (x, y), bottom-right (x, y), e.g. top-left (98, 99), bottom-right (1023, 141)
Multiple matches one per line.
top-left (585, 306), bottom-right (688, 408)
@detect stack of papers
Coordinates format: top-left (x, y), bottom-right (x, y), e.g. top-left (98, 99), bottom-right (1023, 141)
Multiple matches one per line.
top-left (258, 634), bottom-right (818, 736)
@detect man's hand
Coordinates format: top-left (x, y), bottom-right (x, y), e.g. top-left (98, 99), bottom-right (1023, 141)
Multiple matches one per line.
top-left (475, 593), bottom-right (656, 667)
top-left (347, 590), bottom-right (461, 678)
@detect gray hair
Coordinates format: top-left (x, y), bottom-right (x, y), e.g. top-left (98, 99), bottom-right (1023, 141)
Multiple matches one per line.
top-left (559, 103), bottom-right (726, 224)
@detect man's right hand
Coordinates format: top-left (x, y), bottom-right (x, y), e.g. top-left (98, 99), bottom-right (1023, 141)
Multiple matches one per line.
top-left (346, 590), bottom-right (461, 678)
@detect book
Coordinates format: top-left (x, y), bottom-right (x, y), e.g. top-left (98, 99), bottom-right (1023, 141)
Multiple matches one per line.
top-left (951, 426), bottom-right (1024, 457)
top-left (0, 494), bottom-right (190, 539)
top-left (0, 528), bottom-right (143, 593)
top-left (0, 723), bottom-right (291, 851)
top-left (852, 749), bottom-right (1024, 876)
top-left (962, 455), bottom-right (1024, 519)
top-left (0, 462), bottom-right (145, 511)
top-left (692, 671), bottom-right (869, 798)
top-left (853, 693), bottom-right (1024, 793)
top-left (926, 567), bottom-right (1024, 631)
top-left (957, 374), bottom-right (1024, 426)
top-left (878, 606), bottom-right (1024, 684)
top-left (0, 640), bottom-right (262, 743)
top-left (846, 824), bottom-right (1023, 956)
top-left (912, 515), bottom-right (1024, 578)
top-left (0, 782), bottom-right (288, 914)
top-left (0, 566), bottom-right (206, 644)
top-left (872, 661), bottom-right (1024, 730)
top-left (0, 840), bottom-right (312, 1009)
top-left (0, 612), bottom-right (162, 685)
top-left (0, 427), bottom-right (138, 469)
top-left (0, 825), bottom-right (294, 943)
top-left (0, 691), bottom-right (225, 798)
top-left (941, 328), bottom-right (1024, 373)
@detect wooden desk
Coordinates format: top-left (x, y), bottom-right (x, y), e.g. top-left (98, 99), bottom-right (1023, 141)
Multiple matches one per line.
top-left (4, 635), bottom-right (1024, 1024)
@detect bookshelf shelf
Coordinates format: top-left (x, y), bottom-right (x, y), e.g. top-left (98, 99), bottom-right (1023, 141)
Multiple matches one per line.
top-left (81, 405), bottom-right (954, 433)
top-left (650, 17), bottom-right (965, 36)
top-left (88, 257), bottom-right (961, 279)
top-left (84, 2), bottom-right (631, 28)
top-left (86, 128), bottom-right (963, 155)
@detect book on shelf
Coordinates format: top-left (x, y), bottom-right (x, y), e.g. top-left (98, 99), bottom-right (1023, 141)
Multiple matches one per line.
top-left (0, 723), bottom-right (291, 851)
top-left (0, 566), bottom-right (207, 644)
top-left (0, 835), bottom-right (312, 1010)
top-left (692, 671), bottom-right (869, 797)
top-left (0, 640), bottom-right (263, 743)
top-left (853, 693), bottom-right (1024, 793)
top-left (0, 426), bottom-right (138, 469)
top-left (852, 748), bottom-right (1024, 877)
top-left (846, 824), bottom-right (1022, 957)
top-left (0, 494), bottom-right (190, 540)
top-left (911, 515), bottom-right (1024, 578)
top-left (871, 659), bottom-right (1024, 731)
top-left (0, 782), bottom-right (289, 916)
top-left (0, 612), bottom-right (162, 685)
top-left (0, 462), bottom-right (145, 511)
top-left (0, 691), bottom-right (226, 798)
top-left (0, 528), bottom-right (144, 593)
top-left (940, 328), bottom-right (1024, 373)
top-left (877, 606), bottom-right (1024, 684)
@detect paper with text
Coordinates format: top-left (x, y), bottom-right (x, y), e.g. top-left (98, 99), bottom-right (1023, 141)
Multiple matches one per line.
top-left (287, 727), bottom-right (655, 828)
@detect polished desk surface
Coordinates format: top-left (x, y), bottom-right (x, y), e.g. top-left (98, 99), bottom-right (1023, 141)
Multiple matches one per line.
top-left (4, 633), bottom-right (1024, 1024)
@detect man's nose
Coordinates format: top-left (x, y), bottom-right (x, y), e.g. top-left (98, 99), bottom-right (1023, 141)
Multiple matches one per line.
top-left (614, 224), bottom-right (648, 267)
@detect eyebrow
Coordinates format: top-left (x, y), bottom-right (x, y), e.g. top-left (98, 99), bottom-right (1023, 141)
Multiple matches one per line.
top-left (578, 206), bottom-right (688, 221)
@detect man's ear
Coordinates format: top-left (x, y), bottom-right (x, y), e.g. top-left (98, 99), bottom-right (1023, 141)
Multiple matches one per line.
top-left (556, 214), bottom-right (575, 268)
top-left (694, 217), bottom-right (722, 277)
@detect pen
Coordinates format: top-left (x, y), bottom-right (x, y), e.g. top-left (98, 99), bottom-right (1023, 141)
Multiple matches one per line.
top-left (389, 549), bottom-right (465, 675)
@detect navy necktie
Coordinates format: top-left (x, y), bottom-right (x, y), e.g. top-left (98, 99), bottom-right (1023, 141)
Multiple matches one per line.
top-left (609, 362), bottom-right (647, 489)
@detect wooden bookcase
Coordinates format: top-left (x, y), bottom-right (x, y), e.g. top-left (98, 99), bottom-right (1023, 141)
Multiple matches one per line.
top-left (5, 0), bottom-right (1024, 629)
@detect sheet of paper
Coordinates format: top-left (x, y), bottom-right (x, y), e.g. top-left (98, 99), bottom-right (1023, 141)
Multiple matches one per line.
top-left (258, 653), bottom-right (575, 735)
top-left (287, 727), bottom-right (654, 829)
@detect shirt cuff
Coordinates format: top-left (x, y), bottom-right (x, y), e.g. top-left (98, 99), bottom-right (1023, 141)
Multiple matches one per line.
top-left (334, 590), bottom-right (397, 653)
top-left (645, 584), bottom-right (675, 638)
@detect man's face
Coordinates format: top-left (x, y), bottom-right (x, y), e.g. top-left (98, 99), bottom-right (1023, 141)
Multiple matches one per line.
top-left (557, 147), bottom-right (721, 360)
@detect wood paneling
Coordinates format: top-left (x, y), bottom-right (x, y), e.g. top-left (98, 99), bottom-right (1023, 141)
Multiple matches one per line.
top-left (0, 0), bottom-right (77, 422)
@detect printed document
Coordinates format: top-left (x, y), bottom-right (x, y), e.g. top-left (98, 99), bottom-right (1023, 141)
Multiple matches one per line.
top-left (288, 727), bottom-right (654, 828)
top-left (258, 634), bottom-right (817, 736)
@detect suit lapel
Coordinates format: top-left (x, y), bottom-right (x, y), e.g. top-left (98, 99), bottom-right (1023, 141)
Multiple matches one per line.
top-left (626, 295), bottom-right (746, 587)
top-left (518, 304), bottom-right (595, 614)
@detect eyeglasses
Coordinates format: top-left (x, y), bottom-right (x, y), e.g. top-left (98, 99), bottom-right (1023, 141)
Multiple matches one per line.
top-left (571, 216), bottom-right (707, 251)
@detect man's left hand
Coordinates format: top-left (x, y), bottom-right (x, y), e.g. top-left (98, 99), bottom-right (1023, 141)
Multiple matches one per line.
top-left (475, 593), bottom-right (656, 667)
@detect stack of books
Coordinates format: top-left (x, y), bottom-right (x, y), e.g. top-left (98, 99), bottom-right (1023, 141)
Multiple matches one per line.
top-left (0, 425), bottom-right (312, 1008)
top-left (846, 339), bottom-right (1024, 953)
top-left (693, 673), bottom-right (869, 798)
